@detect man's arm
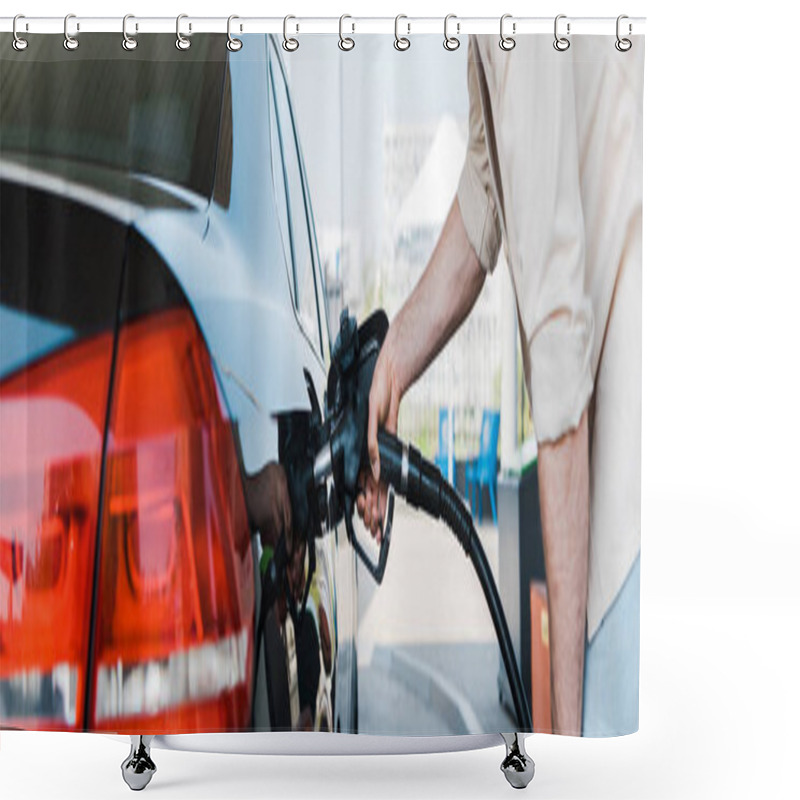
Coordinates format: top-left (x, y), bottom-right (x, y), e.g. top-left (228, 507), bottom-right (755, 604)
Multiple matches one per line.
top-left (538, 406), bottom-right (590, 735)
top-left (357, 196), bottom-right (486, 536)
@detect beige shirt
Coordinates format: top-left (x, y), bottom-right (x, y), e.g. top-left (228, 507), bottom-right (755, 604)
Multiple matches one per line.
top-left (457, 34), bottom-right (643, 639)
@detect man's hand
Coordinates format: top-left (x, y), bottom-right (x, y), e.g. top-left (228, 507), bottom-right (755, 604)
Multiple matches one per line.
top-left (354, 197), bottom-right (487, 542)
top-left (244, 461), bottom-right (292, 552)
top-left (356, 343), bottom-right (401, 541)
top-left (286, 537), bottom-right (307, 604)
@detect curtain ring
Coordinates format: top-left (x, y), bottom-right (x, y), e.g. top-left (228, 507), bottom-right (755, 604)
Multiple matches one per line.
top-left (176, 14), bottom-right (191, 50)
top-left (283, 15), bottom-right (299, 52)
top-left (339, 14), bottom-right (355, 51)
top-left (227, 15), bottom-right (243, 51)
top-left (394, 15), bottom-right (410, 51)
top-left (499, 14), bottom-right (515, 51)
top-left (615, 14), bottom-right (632, 52)
top-left (444, 14), bottom-right (460, 51)
top-left (63, 13), bottom-right (79, 51)
top-left (12, 15), bottom-right (28, 51)
top-left (553, 14), bottom-right (570, 51)
top-left (122, 14), bottom-right (137, 51)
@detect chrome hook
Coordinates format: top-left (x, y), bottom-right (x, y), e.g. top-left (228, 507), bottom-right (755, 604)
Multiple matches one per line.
top-left (63, 13), bottom-right (79, 51)
top-left (615, 14), bottom-right (632, 52)
top-left (176, 13), bottom-right (190, 50)
top-left (339, 14), bottom-right (355, 51)
top-left (554, 14), bottom-right (570, 51)
top-left (444, 14), bottom-right (460, 51)
top-left (122, 14), bottom-right (137, 51)
top-left (394, 14), bottom-right (410, 51)
top-left (283, 15), bottom-right (299, 52)
top-left (227, 15), bottom-right (243, 51)
top-left (12, 14), bottom-right (28, 51)
top-left (499, 14), bottom-right (516, 51)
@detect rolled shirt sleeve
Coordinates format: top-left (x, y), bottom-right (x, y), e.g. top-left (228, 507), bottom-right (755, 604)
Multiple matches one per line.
top-left (456, 33), bottom-right (642, 647)
top-left (457, 38), bottom-right (502, 275)
top-left (516, 51), bottom-right (595, 444)
top-left (527, 301), bottom-right (594, 444)
top-left (465, 35), bottom-right (595, 445)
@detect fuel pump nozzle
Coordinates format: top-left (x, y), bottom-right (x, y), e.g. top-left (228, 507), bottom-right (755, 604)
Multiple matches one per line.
top-left (312, 309), bottom-right (396, 582)
top-left (313, 309), bottom-right (533, 731)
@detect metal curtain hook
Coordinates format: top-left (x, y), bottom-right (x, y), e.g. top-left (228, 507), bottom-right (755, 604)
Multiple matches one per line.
top-left (394, 14), bottom-right (410, 51)
top-left (339, 14), bottom-right (355, 51)
top-left (283, 15), bottom-right (299, 52)
top-left (122, 14), bottom-right (137, 51)
top-left (227, 15), bottom-right (242, 51)
top-left (554, 14), bottom-right (570, 51)
top-left (444, 14), bottom-right (460, 51)
top-left (615, 14), bottom-right (632, 52)
top-left (176, 14), bottom-right (190, 50)
top-left (12, 14), bottom-right (28, 51)
top-left (499, 14), bottom-right (516, 51)
top-left (63, 13), bottom-right (79, 51)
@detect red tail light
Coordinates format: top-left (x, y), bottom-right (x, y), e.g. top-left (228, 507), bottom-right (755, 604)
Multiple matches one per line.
top-left (1, 308), bottom-right (254, 733)
top-left (0, 333), bottom-right (113, 730)
top-left (89, 309), bottom-right (254, 733)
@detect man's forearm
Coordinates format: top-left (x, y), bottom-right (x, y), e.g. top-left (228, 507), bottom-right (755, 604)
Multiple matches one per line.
top-left (538, 407), bottom-right (590, 736)
top-left (384, 196), bottom-right (486, 397)
top-left (362, 195), bottom-right (487, 526)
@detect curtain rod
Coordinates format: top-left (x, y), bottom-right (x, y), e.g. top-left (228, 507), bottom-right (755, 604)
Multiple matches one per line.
top-left (0, 16), bottom-right (646, 37)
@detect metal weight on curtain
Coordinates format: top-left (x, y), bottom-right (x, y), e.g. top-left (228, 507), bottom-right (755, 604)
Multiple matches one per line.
top-left (339, 14), bottom-right (355, 51)
top-left (554, 14), bottom-right (571, 51)
top-left (444, 14), bottom-right (460, 51)
top-left (499, 14), bottom-right (515, 51)
top-left (227, 15), bottom-right (243, 51)
top-left (394, 15), bottom-right (410, 51)
top-left (122, 14), bottom-right (137, 51)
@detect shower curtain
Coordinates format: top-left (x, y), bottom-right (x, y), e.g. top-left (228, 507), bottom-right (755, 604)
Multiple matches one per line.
top-left (0, 24), bottom-right (643, 741)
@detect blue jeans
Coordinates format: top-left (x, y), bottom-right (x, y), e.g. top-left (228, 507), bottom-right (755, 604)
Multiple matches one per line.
top-left (581, 552), bottom-right (640, 737)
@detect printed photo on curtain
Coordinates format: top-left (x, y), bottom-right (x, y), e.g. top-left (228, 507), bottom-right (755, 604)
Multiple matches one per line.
top-left (0, 26), bottom-right (643, 748)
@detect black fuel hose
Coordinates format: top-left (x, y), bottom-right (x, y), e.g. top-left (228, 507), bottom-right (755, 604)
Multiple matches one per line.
top-left (376, 429), bottom-right (533, 732)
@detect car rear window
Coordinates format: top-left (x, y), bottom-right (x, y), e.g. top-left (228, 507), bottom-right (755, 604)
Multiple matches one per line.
top-left (0, 34), bottom-right (228, 200)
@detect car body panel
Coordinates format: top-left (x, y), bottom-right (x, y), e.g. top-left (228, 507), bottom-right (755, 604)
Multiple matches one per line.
top-left (0, 33), bottom-right (357, 735)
